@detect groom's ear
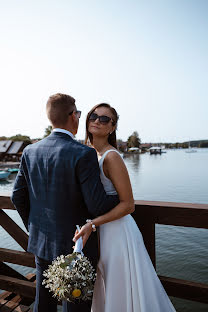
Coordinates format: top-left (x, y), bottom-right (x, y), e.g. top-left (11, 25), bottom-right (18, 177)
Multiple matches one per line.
top-left (71, 111), bottom-right (78, 122)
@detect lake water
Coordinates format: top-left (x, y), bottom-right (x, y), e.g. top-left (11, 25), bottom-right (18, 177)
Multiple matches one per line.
top-left (0, 148), bottom-right (208, 312)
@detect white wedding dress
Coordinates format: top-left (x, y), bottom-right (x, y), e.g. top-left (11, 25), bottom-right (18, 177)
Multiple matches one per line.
top-left (91, 150), bottom-right (176, 312)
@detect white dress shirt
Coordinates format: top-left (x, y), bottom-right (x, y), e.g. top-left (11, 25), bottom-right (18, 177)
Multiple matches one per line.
top-left (52, 128), bottom-right (74, 139)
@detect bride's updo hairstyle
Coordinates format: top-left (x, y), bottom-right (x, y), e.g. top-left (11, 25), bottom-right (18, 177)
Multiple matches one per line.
top-left (85, 103), bottom-right (119, 149)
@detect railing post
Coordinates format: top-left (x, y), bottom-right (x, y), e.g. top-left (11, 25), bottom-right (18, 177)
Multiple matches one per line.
top-left (132, 202), bottom-right (156, 268)
top-left (138, 221), bottom-right (156, 268)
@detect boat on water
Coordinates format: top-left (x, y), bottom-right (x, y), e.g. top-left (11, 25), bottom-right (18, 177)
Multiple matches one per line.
top-left (186, 149), bottom-right (197, 153)
top-left (149, 146), bottom-right (167, 155)
top-left (128, 147), bottom-right (140, 153)
top-left (185, 142), bottom-right (197, 153)
top-left (7, 168), bottom-right (19, 173)
top-left (149, 146), bottom-right (162, 155)
top-left (0, 171), bottom-right (11, 180)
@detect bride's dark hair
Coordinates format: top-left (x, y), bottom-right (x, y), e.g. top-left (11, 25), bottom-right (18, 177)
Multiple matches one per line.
top-left (85, 103), bottom-right (119, 149)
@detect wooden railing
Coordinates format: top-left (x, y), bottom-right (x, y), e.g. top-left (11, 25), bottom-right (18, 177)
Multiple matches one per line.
top-left (134, 200), bottom-right (208, 304)
top-left (0, 195), bottom-right (208, 305)
top-left (0, 195), bottom-right (35, 303)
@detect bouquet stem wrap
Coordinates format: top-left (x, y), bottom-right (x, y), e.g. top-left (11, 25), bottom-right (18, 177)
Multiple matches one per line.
top-left (73, 225), bottom-right (84, 255)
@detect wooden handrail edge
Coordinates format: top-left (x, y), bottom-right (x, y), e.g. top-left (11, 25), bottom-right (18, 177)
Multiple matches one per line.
top-left (134, 200), bottom-right (208, 210)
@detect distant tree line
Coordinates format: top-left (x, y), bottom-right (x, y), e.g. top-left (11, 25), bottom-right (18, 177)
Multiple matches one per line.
top-left (163, 140), bottom-right (208, 149)
top-left (0, 134), bottom-right (31, 143)
top-left (1, 128), bottom-right (208, 150)
top-left (199, 141), bottom-right (208, 148)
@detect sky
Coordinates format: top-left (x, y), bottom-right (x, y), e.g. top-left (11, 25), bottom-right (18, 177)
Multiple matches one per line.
top-left (0, 0), bottom-right (207, 143)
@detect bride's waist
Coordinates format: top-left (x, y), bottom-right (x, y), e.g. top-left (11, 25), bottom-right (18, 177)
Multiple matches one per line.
top-left (99, 214), bottom-right (132, 228)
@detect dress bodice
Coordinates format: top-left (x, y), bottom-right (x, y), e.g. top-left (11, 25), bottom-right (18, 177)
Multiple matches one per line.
top-left (99, 149), bottom-right (121, 195)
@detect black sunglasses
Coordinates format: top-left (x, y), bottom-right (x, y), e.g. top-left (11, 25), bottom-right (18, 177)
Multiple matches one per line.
top-left (69, 110), bottom-right (81, 118)
top-left (89, 113), bottom-right (114, 125)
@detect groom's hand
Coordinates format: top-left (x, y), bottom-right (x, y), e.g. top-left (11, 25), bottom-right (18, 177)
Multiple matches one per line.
top-left (73, 223), bottom-right (92, 248)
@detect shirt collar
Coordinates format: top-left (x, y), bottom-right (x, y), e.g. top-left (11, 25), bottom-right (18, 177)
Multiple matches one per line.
top-left (52, 128), bottom-right (75, 139)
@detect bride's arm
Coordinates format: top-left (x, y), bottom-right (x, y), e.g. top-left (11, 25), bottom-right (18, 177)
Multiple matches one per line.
top-left (74, 152), bottom-right (135, 245)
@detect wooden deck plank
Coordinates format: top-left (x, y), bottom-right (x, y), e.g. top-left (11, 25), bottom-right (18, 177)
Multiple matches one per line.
top-left (0, 276), bottom-right (36, 299)
top-left (0, 304), bottom-right (31, 312)
top-left (0, 300), bottom-right (19, 311)
top-left (12, 305), bottom-right (31, 312)
top-left (0, 299), bottom-right (7, 311)
top-left (0, 294), bottom-right (21, 312)
top-left (0, 292), bottom-right (13, 301)
top-left (0, 291), bottom-right (32, 311)
top-left (0, 274), bottom-right (36, 309)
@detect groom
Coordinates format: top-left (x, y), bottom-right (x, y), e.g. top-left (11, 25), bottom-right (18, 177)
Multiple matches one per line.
top-left (11, 93), bottom-right (119, 312)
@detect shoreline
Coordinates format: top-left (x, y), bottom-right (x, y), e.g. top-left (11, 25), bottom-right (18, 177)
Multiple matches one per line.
top-left (0, 162), bottom-right (20, 169)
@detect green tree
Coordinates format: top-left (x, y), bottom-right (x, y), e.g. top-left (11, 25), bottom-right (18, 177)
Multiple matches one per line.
top-left (44, 125), bottom-right (53, 138)
top-left (200, 141), bottom-right (208, 148)
top-left (9, 134), bottom-right (31, 143)
top-left (164, 143), bottom-right (171, 149)
top-left (0, 136), bottom-right (7, 141)
top-left (127, 131), bottom-right (141, 148)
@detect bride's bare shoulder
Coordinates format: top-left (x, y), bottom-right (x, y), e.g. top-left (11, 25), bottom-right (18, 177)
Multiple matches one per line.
top-left (105, 149), bottom-right (123, 161)
top-left (104, 150), bottom-right (124, 169)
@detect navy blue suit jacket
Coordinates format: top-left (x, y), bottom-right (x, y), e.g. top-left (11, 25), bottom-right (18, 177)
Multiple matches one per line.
top-left (11, 132), bottom-right (119, 266)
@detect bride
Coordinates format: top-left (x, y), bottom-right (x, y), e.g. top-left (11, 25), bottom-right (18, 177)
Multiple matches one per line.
top-left (74, 103), bottom-right (176, 312)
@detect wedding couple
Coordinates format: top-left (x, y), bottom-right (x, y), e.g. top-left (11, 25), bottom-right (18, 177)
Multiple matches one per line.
top-left (11, 93), bottom-right (176, 312)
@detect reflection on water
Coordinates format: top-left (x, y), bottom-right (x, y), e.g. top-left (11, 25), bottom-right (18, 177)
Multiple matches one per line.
top-left (123, 149), bottom-right (208, 312)
top-left (123, 153), bottom-right (140, 172)
top-left (0, 149), bottom-right (208, 311)
top-left (124, 149), bottom-right (208, 204)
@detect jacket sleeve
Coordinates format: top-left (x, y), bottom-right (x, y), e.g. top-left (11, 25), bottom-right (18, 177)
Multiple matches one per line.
top-left (76, 148), bottom-right (120, 217)
top-left (11, 152), bottom-right (30, 231)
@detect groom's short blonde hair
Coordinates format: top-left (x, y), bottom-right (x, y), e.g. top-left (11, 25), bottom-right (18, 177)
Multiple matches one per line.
top-left (46, 93), bottom-right (75, 127)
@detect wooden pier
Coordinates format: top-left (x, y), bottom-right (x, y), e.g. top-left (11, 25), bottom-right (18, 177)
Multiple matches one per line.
top-left (0, 273), bottom-right (35, 311)
top-left (0, 195), bottom-right (208, 309)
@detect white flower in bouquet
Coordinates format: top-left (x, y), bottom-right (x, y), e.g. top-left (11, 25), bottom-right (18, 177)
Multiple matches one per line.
top-left (42, 226), bottom-right (96, 303)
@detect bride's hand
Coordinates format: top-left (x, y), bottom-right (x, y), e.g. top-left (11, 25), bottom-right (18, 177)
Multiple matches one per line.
top-left (73, 223), bottom-right (92, 248)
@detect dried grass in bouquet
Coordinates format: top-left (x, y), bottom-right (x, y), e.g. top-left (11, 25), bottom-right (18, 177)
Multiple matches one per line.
top-left (42, 226), bottom-right (96, 303)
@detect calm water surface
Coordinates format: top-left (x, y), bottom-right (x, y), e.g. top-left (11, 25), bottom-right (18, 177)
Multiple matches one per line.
top-left (0, 148), bottom-right (208, 312)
